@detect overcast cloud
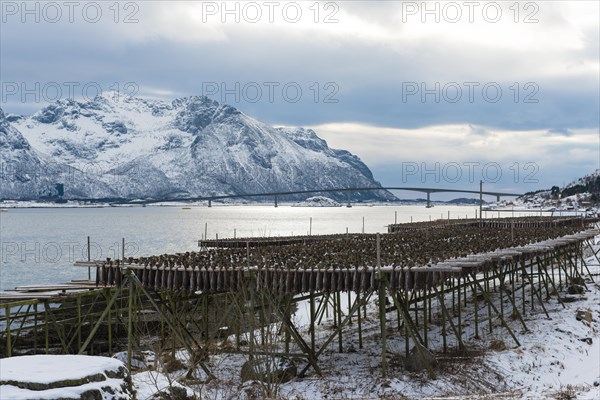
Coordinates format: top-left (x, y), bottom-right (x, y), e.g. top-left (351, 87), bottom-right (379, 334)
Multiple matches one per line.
top-left (1, 0), bottom-right (598, 197)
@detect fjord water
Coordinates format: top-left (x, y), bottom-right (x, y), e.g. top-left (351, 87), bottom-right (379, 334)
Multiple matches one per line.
top-left (1, 205), bottom-right (530, 291)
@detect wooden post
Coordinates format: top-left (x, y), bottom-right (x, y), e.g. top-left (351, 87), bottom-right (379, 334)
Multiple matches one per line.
top-left (160, 295), bottom-right (165, 340)
top-left (357, 292), bottom-right (363, 349)
top-left (5, 306), bottom-right (11, 357)
top-left (558, 252), bottom-right (562, 289)
top-left (423, 290), bottom-right (428, 347)
top-left (33, 302), bottom-right (38, 352)
top-left (537, 257), bottom-right (545, 299)
top-left (521, 260), bottom-right (526, 315)
top-left (249, 272), bottom-right (256, 360)
top-left (347, 290), bottom-right (352, 324)
top-left (45, 302), bottom-right (49, 354)
top-left (428, 291), bottom-right (432, 322)
top-left (396, 294), bottom-right (402, 331)
top-left (463, 277), bottom-right (467, 307)
top-left (452, 277), bottom-right (456, 314)
top-left (285, 296), bottom-right (291, 354)
top-left (259, 293), bottom-right (266, 346)
top-left (479, 180), bottom-right (483, 226)
top-left (441, 281), bottom-right (446, 352)
top-left (377, 233), bottom-right (386, 375)
top-left (168, 296), bottom-right (176, 356)
top-left (457, 276), bottom-right (462, 344)
top-left (377, 233), bottom-right (381, 267)
top-left (235, 296), bottom-right (241, 351)
top-left (404, 295), bottom-right (410, 356)
top-left (473, 275), bottom-right (479, 339)
top-left (414, 292), bottom-right (419, 327)
top-left (530, 261), bottom-right (535, 311)
top-left (337, 291), bottom-right (343, 353)
top-left (539, 256), bottom-right (551, 300)
top-left (108, 290), bottom-right (113, 354)
top-left (499, 267), bottom-right (505, 323)
top-left (77, 296), bottom-right (82, 350)
top-left (310, 291), bottom-right (316, 353)
top-left (379, 276), bottom-right (387, 376)
top-left (127, 270), bottom-right (133, 376)
top-left (485, 271), bottom-right (492, 333)
top-left (246, 242), bottom-right (250, 268)
top-left (87, 236), bottom-right (91, 280)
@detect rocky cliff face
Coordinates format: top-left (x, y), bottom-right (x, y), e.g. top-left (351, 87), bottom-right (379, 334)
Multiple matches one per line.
top-left (1, 95), bottom-right (394, 201)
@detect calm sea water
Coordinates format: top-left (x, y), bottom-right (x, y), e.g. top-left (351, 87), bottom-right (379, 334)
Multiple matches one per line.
top-left (0, 205), bottom-right (540, 291)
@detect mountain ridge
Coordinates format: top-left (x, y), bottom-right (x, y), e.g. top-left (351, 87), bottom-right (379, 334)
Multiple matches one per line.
top-left (1, 94), bottom-right (394, 202)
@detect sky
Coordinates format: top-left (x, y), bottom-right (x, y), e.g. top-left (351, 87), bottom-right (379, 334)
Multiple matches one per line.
top-left (1, 0), bottom-right (598, 198)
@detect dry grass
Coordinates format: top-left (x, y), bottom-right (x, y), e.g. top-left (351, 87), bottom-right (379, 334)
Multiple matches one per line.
top-left (160, 353), bottom-right (186, 373)
top-left (489, 339), bottom-right (508, 352)
top-left (551, 384), bottom-right (577, 400)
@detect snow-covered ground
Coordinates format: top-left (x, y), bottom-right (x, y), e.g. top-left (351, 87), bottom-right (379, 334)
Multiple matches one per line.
top-left (510, 190), bottom-right (598, 216)
top-left (1, 236), bottom-right (598, 399)
top-left (129, 236), bottom-right (600, 399)
top-left (0, 355), bottom-right (132, 399)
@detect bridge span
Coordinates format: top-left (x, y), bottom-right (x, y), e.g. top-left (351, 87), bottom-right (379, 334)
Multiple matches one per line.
top-left (135, 186), bottom-right (523, 208)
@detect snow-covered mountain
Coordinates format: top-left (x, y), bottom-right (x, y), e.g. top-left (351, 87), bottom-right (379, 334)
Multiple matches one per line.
top-left (516, 169), bottom-right (600, 210)
top-left (561, 169), bottom-right (600, 198)
top-left (1, 95), bottom-right (394, 201)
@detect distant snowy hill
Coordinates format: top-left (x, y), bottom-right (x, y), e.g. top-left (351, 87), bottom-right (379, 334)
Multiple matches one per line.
top-left (0, 95), bottom-right (394, 201)
top-left (517, 169), bottom-right (600, 209)
top-left (292, 196), bottom-right (341, 207)
top-left (561, 169), bottom-right (600, 198)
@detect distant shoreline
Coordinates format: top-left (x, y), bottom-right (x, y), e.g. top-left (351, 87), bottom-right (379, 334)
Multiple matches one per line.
top-left (0, 200), bottom-right (485, 209)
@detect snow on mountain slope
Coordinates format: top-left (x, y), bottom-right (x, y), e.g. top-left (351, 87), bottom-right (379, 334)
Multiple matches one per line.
top-left (565, 169), bottom-right (600, 188)
top-left (0, 107), bottom-right (84, 199)
top-left (516, 169), bottom-right (600, 209)
top-left (561, 169), bottom-right (600, 199)
top-left (2, 95), bottom-right (394, 201)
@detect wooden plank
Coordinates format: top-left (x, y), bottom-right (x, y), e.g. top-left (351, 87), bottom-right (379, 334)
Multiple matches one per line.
top-left (13, 285), bottom-right (97, 292)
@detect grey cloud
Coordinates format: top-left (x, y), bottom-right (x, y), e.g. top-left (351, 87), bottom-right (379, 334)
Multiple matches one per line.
top-left (1, 1), bottom-right (598, 134)
top-left (547, 128), bottom-right (573, 137)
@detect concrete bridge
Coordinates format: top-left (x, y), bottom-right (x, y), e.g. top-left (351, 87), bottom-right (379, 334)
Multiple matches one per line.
top-left (136, 186), bottom-right (523, 208)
